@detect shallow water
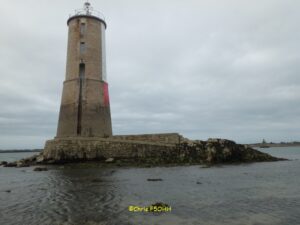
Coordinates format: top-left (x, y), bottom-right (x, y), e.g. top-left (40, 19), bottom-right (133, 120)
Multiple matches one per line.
top-left (0, 152), bottom-right (39, 163)
top-left (0, 147), bottom-right (299, 225)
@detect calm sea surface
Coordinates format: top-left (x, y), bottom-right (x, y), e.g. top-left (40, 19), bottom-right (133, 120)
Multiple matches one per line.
top-left (0, 147), bottom-right (299, 225)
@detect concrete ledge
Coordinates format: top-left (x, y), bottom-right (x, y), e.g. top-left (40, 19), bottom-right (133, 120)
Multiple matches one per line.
top-left (44, 137), bottom-right (177, 161)
top-left (112, 133), bottom-right (185, 144)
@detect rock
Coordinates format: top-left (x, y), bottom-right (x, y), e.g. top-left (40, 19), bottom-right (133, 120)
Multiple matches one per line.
top-left (206, 147), bottom-right (217, 163)
top-left (5, 190), bottom-right (11, 193)
top-left (147, 178), bottom-right (163, 181)
top-left (16, 161), bottom-right (30, 168)
top-left (16, 134), bottom-right (283, 166)
top-left (17, 164), bottom-right (30, 168)
top-left (105, 158), bottom-right (114, 163)
top-left (196, 181), bottom-right (202, 184)
top-left (33, 167), bottom-right (48, 171)
top-left (4, 162), bottom-right (17, 167)
top-left (222, 147), bottom-right (232, 158)
top-left (90, 178), bottom-right (103, 183)
top-left (0, 161), bottom-right (8, 166)
top-left (25, 154), bottom-right (39, 163)
top-left (200, 165), bottom-right (211, 168)
top-left (36, 155), bottom-right (44, 163)
top-left (150, 202), bottom-right (170, 208)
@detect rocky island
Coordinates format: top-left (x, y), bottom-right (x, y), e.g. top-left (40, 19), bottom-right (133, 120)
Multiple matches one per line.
top-left (0, 4), bottom-right (283, 169)
top-left (2, 133), bottom-right (284, 168)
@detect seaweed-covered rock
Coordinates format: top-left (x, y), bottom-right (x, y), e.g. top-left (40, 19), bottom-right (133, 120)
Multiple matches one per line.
top-left (176, 138), bottom-right (280, 164)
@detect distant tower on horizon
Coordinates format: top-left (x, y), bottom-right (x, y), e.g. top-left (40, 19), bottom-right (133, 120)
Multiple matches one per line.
top-left (56, 2), bottom-right (112, 138)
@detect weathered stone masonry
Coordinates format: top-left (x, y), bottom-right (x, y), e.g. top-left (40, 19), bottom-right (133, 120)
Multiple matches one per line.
top-left (41, 135), bottom-right (280, 164)
top-left (56, 10), bottom-right (112, 138)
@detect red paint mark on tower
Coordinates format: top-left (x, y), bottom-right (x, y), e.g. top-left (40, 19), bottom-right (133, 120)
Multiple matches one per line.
top-left (103, 82), bottom-right (110, 107)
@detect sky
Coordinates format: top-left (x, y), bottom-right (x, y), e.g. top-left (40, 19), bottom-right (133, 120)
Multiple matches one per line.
top-left (0, 0), bottom-right (300, 149)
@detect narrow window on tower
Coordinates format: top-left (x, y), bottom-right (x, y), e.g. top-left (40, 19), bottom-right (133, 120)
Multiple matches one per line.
top-left (80, 42), bottom-right (86, 54)
top-left (80, 23), bottom-right (86, 36)
top-left (79, 63), bottom-right (85, 79)
top-left (77, 63), bottom-right (85, 135)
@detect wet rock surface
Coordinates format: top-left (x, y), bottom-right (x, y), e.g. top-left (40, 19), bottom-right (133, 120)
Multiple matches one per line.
top-left (0, 161), bottom-right (8, 166)
top-left (150, 202), bottom-right (170, 208)
top-left (105, 158), bottom-right (114, 163)
top-left (4, 162), bottom-right (17, 167)
top-left (147, 178), bottom-right (163, 182)
top-left (90, 178), bottom-right (104, 183)
top-left (33, 167), bottom-right (48, 171)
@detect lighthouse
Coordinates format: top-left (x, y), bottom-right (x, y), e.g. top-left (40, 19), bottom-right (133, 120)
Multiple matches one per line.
top-left (43, 2), bottom-right (183, 161)
top-left (56, 2), bottom-right (112, 138)
top-left (37, 2), bottom-right (277, 165)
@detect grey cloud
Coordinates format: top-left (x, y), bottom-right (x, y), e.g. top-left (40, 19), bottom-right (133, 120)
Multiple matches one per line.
top-left (0, 0), bottom-right (299, 148)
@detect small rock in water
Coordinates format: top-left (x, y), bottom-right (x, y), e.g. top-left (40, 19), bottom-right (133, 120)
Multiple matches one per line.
top-left (196, 181), bottom-right (202, 184)
top-left (0, 161), bottom-right (8, 166)
top-left (91, 178), bottom-right (103, 183)
top-left (200, 165), bottom-right (211, 168)
top-left (151, 202), bottom-right (170, 208)
top-left (33, 167), bottom-right (48, 171)
top-left (147, 178), bottom-right (163, 182)
top-left (105, 158), bottom-right (114, 163)
top-left (4, 162), bottom-right (17, 167)
top-left (16, 161), bottom-right (30, 168)
top-left (5, 190), bottom-right (11, 193)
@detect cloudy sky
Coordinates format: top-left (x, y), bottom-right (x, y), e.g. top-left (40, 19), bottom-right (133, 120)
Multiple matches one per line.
top-left (0, 0), bottom-right (299, 149)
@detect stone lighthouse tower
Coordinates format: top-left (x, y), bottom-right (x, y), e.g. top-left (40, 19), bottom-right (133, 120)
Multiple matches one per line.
top-left (56, 2), bottom-right (112, 138)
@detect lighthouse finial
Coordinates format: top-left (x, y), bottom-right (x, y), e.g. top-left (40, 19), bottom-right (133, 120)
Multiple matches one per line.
top-left (84, 1), bottom-right (92, 15)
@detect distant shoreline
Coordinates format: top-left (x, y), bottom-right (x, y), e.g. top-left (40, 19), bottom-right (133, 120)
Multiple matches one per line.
top-left (249, 143), bottom-right (300, 148)
top-left (0, 150), bottom-right (42, 153)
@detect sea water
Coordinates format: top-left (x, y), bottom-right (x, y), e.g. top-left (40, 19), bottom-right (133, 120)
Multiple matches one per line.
top-left (0, 147), bottom-right (299, 225)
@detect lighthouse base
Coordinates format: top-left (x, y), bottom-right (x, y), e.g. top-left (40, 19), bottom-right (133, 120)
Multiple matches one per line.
top-left (42, 136), bottom-right (177, 163)
top-left (36, 134), bottom-right (281, 165)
